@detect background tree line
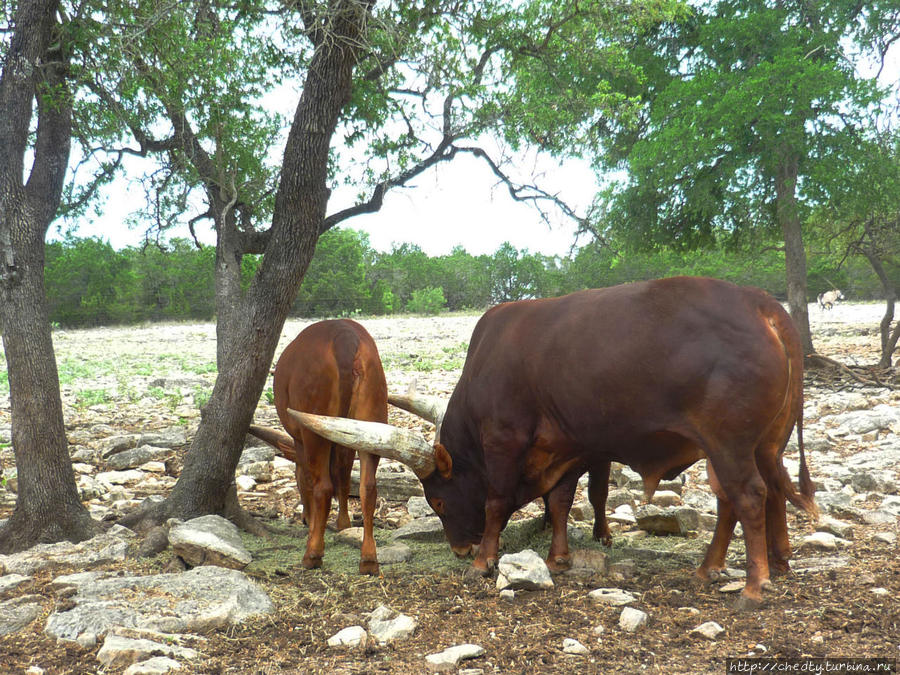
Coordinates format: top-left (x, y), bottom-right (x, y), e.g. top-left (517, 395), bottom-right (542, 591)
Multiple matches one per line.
top-left (45, 227), bottom-right (896, 328)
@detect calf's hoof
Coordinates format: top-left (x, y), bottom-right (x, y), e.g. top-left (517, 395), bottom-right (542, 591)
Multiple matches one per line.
top-left (358, 559), bottom-right (380, 576)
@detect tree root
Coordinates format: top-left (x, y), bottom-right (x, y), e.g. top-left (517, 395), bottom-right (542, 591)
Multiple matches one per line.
top-left (805, 353), bottom-right (897, 390)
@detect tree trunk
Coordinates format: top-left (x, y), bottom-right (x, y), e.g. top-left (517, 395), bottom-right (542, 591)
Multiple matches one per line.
top-left (0, 0), bottom-right (98, 553)
top-left (860, 246), bottom-right (899, 369)
top-left (120, 0), bottom-right (372, 530)
top-left (214, 208), bottom-right (244, 372)
top-left (775, 148), bottom-right (814, 356)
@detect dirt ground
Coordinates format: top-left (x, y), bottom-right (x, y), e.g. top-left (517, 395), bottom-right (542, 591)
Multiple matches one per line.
top-left (1, 304), bottom-right (899, 674)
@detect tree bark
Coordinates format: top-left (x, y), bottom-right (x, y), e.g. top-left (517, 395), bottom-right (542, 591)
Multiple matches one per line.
top-left (0, 0), bottom-right (98, 552)
top-left (774, 148), bottom-right (815, 357)
top-left (860, 245), bottom-right (899, 369)
top-left (121, 0), bottom-right (374, 530)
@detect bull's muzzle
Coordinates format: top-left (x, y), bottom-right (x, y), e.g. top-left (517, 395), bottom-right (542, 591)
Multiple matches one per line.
top-left (451, 543), bottom-right (475, 559)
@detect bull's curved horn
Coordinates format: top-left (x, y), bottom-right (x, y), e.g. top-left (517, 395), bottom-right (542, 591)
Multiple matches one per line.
top-left (286, 409), bottom-right (436, 479)
top-left (388, 392), bottom-right (448, 444)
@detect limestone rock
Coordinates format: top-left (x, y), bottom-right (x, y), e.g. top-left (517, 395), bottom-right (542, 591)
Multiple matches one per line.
top-left (690, 621), bottom-right (725, 640)
top-left (495, 550), bottom-right (553, 591)
top-left (327, 625), bottom-right (367, 648)
top-left (425, 644), bottom-right (485, 671)
top-left (44, 566), bottom-right (273, 641)
top-left (588, 588), bottom-right (636, 606)
top-left (96, 634), bottom-right (198, 670)
top-left (618, 607), bottom-right (648, 632)
top-left (168, 515), bottom-right (252, 570)
top-left (391, 516), bottom-right (445, 542)
top-left (0, 526), bottom-right (136, 576)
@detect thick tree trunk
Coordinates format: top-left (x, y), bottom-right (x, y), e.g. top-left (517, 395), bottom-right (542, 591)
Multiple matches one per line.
top-left (775, 149), bottom-right (814, 356)
top-left (121, 0), bottom-right (373, 530)
top-left (0, 0), bottom-right (98, 552)
top-left (214, 209), bottom-right (244, 372)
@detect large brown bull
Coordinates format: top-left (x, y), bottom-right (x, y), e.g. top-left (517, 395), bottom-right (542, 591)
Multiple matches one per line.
top-left (248, 319), bottom-right (387, 574)
top-left (288, 278), bottom-right (817, 607)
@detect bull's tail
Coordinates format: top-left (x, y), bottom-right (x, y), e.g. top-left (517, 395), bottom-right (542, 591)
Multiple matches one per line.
top-left (333, 329), bottom-right (363, 420)
top-left (789, 400), bottom-right (818, 518)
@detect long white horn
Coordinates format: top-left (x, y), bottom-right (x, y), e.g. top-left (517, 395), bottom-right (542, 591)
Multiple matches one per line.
top-left (388, 393), bottom-right (447, 426)
top-left (287, 409), bottom-right (436, 479)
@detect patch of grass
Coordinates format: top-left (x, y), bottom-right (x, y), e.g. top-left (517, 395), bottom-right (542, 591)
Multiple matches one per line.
top-left (193, 386), bottom-right (211, 409)
top-left (0, 369), bottom-right (8, 395)
top-left (147, 386), bottom-right (183, 411)
top-left (74, 388), bottom-right (111, 409)
top-left (58, 358), bottom-right (112, 385)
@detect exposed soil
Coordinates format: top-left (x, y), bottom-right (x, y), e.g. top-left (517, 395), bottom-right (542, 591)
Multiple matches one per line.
top-left (1, 304), bottom-right (899, 674)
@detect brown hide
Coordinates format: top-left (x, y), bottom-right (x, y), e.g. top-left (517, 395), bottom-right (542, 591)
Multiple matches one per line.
top-left (423, 276), bottom-right (816, 607)
top-left (251, 319), bottom-right (387, 574)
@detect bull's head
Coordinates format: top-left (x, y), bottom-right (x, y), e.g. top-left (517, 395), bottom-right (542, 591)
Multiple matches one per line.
top-left (286, 400), bottom-right (487, 555)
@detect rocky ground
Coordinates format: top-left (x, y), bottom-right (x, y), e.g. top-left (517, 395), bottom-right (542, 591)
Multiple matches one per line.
top-left (0, 303), bottom-right (898, 674)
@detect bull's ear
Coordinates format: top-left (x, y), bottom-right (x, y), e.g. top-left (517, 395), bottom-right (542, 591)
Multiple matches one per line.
top-left (434, 443), bottom-right (453, 479)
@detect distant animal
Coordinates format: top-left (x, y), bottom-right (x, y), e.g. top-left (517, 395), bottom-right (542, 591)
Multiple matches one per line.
top-left (817, 289), bottom-right (845, 310)
top-left (248, 319), bottom-right (387, 574)
top-left (291, 277), bottom-right (818, 609)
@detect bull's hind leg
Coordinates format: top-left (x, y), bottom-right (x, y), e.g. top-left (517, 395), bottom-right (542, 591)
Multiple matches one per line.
top-left (696, 461), bottom-right (737, 580)
top-left (330, 446), bottom-right (354, 531)
top-left (704, 453), bottom-right (770, 609)
top-left (301, 432), bottom-right (334, 569)
top-left (357, 449), bottom-right (380, 576)
top-left (545, 472), bottom-right (580, 572)
top-left (588, 463), bottom-right (612, 546)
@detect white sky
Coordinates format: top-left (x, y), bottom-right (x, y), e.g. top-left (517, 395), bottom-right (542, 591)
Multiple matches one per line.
top-left (68, 149), bottom-right (597, 258)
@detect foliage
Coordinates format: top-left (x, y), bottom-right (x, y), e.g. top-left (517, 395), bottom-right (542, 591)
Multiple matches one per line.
top-left (41, 230), bottom-right (892, 328)
top-left (407, 286), bottom-right (447, 315)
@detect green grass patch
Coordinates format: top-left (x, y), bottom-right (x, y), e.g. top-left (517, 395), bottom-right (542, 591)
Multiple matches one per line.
top-left (74, 388), bottom-right (111, 408)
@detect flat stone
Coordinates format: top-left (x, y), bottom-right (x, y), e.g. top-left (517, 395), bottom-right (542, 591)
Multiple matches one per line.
top-left (863, 510), bottom-right (896, 526)
top-left (718, 581), bottom-right (745, 593)
top-left (0, 526), bottom-right (136, 576)
top-left (816, 516), bottom-right (854, 539)
top-left (97, 634), bottom-right (198, 669)
top-left (562, 638), bottom-right (589, 655)
top-left (107, 445), bottom-right (170, 471)
top-left (568, 549), bottom-right (608, 575)
top-left (691, 621), bottom-right (725, 640)
top-left (0, 595), bottom-right (43, 637)
top-left (377, 543), bottom-right (412, 565)
top-left (791, 556), bottom-right (852, 574)
top-left (406, 496), bottom-right (435, 519)
top-left (124, 657), bottom-right (184, 675)
top-left (334, 527), bottom-right (364, 548)
top-left (352, 461), bottom-right (423, 500)
top-left (588, 588), bottom-right (636, 606)
top-left (425, 644), bottom-right (485, 671)
top-left (801, 531), bottom-right (849, 551)
top-left (44, 566), bottom-right (273, 641)
top-left (168, 515), bottom-right (252, 570)
top-left (0, 573), bottom-right (31, 596)
top-left (391, 516), bottom-right (445, 542)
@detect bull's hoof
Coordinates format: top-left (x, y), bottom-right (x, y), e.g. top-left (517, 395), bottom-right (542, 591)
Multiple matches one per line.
top-left (695, 566), bottom-right (726, 582)
top-left (769, 558), bottom-right (791, 575)
top-left (302, 555), bottom-right (323, 570)
top-left (546, 556), bottom-right (571, 573)
top-left (358, 559), bottom-right (380, 576)
top-left (593, 527), bottom-right (613, 547)
top-left (733, 594), bottom-right (763, 612)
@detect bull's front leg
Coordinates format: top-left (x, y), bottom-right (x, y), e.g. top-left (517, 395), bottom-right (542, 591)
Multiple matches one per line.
top-left (472, 495), bottom-right (513, 575)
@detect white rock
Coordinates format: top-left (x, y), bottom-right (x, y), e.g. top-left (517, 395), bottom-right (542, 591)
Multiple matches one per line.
top-left (619, 607), bottom-right (648, 632)
top-left (873, 532), bottom-right (897, 545)
top-left (496, 550), bottom-right (553, 590)
top-left (425, 644), bottom-right (485, 670)
top-left (124, 657), bottom-right (184, 675)
top-left (801, 531), bottom-right (849, 551)
top-left (588, 588), bottom-right (636, 606)
top-left (369, 613), bottom-right (417, 643)
top-left (327, 625), bottom-right (367, 648)
top-left (562, 638), bottom-right (589, 655)
top-left (690, 621), bottom-right (725, 640)
top-left (235, 474), bottom-right (257, 492)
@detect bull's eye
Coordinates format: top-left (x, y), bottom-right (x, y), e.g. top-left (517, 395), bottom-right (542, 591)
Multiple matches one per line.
top-left (430, 498), bottom-right (445, 515)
